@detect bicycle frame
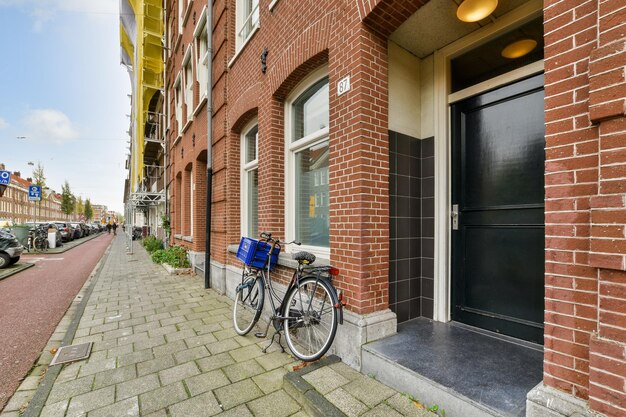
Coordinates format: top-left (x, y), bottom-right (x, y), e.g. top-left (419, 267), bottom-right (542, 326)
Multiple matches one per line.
top-left (254, 238), bottom-right (344, 329)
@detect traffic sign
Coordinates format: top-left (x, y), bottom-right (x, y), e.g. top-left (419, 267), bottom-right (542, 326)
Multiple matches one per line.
top-left (28, 185), bottom-right (42, 201)
top-left (0, 170), bottom-right (10, 185)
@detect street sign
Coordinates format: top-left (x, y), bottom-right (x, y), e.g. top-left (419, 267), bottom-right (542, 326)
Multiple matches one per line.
top-left (0, 170), bottom-right (10, 185)
top-left (28, 185), bottom-right (42, 201)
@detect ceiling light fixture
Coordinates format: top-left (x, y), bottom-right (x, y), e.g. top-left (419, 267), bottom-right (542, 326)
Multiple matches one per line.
top-left (501, 39), bottom-right (537, 59)
top-left (456, 0), bottom-right (498, 23)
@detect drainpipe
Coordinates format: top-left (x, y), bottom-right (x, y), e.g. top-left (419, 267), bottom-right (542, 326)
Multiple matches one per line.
top-left (205, 3), bottom-right (213, 289)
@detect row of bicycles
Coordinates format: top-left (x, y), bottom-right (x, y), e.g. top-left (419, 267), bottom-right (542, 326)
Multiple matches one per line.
top-left (23, 225), bottom-right (52, 252)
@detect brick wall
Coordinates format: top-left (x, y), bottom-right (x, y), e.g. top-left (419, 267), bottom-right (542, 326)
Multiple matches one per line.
top-left (544, 1), bottom-right (626, 415)
top-left (166, 0), bottom-right (211, 253)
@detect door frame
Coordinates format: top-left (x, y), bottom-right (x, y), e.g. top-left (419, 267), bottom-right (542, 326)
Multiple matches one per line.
top-left (432, 0), bottom-right (544, 322)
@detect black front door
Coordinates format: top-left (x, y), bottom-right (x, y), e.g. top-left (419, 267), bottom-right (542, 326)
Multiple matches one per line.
top-left (451, 74), bottom-right (545, 344)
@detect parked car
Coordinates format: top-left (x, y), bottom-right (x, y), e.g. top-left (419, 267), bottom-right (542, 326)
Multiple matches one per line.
top-left (55, 222), bottom-right (74, 242)
top-left (0, 229), bottom-right (23, 268)
top-left (70, 223), bottom-right (83, 239)
top-left (89, 224), bottom-right (99, 234)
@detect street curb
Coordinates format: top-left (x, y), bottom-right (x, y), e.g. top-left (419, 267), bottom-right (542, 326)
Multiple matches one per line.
top-left (0, 262), bottom-right (34, 281)
top-left (283, 355), bottom-right (347, 417)
top-left (19, 238), bottom-right (115, 417)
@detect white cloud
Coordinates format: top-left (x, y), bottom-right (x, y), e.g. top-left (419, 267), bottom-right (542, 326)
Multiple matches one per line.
top-left (0, 117), bottom-right (7, 129)
top-left (23, 109), bottom-right (80, 144)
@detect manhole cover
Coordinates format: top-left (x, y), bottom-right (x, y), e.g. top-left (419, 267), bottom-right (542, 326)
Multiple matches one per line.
top-left (49, 342), bottom-right (92, 366)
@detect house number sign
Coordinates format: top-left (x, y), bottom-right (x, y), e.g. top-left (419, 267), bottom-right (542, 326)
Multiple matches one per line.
top-left (337, 76), bottom-right (351, 96)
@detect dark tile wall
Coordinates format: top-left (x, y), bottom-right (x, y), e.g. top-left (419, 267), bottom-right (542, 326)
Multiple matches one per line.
top-left (389, 132), bottom-right (435, 323)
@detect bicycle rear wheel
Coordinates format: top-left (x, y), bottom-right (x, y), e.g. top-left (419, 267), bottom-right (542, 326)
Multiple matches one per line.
top-left (34, 236), bottom-right (48, 252)
top-left (283, 277), bottom-right (338, 361)
top-left (233, 270), bottom-right (265, 335)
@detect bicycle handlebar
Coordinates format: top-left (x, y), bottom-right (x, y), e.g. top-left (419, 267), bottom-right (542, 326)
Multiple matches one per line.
top-left (259, 231), bottom-right (301, 246)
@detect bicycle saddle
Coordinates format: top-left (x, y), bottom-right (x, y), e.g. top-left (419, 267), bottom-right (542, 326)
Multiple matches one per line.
top-left (293, 251), bottom-right (316, 265)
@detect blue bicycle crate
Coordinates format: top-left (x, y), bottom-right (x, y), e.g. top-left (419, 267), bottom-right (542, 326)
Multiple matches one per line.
top-left (237, 237), bottom-right (280, 270)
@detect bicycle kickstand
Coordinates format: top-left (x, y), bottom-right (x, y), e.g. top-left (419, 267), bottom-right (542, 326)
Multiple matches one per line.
top-left (254, 320), bottom-right (285, 353)
top-left (261, 331), bottom-right (284, 354)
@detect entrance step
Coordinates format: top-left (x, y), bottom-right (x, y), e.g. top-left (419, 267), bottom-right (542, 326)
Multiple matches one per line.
top-left (361, 318), bottom-right (543, 417)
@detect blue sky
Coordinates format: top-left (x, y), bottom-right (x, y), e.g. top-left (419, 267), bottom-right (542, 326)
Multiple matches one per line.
top-left (0, 0), bottom-right (130, 212)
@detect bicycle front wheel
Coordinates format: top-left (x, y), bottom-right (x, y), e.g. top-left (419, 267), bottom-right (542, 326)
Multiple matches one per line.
top-left (283, 277), bottom-right (338, 361)
top-left (233, 270), bottom-right (265, 335)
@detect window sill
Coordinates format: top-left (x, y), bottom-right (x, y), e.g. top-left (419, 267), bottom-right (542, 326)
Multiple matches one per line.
top-left (182, 119), bottom-right (193, 133)
top-left (193, 96), bottom-right (207, 116)
top-left (174, 33), bottom-right (182, 53)
top-left (227, 244), bottom-right (330, 270)
top-left (183, 0), bottom-right (194, 26)
top-left (183, 235), bottom-right (193, 242)
top-left (173, 134), bottom-right (182, 146)
top-left (228, 25), bottom-right (260, 69)
top-left (174, 234), bottom-right (183, 239)
top-left (269, 0), bottom-right (280, 11)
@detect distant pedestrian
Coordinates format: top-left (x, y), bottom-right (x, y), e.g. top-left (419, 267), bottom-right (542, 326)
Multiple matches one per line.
top-left (106, 223), bottom-right (111, 234)
top-left (112, 222), bottom-right (118, 236)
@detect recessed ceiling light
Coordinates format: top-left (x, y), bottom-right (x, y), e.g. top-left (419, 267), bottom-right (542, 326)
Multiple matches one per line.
top-left (501, 39), bottom-right (538, 59)
top-left (456, 0), bottom-right (498, 23)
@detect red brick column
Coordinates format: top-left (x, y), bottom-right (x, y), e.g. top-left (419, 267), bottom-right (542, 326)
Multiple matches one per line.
top-left (544, 1), bottom-right (626, 415)
top-left (328, 21), bottom-right (390, 315)
top-left (586, 7), bottom-right (626, 414)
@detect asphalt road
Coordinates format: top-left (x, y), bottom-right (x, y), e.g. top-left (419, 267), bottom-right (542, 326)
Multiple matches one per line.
top-left (0, 233), bottom-right (113, 411)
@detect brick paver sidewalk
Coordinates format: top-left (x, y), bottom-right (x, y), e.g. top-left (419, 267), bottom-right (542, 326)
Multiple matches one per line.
top-left (5, 236), bottom-right (437, 417)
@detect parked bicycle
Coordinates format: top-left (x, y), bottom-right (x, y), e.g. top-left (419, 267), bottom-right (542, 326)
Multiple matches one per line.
top-left (233, 232), bottom-right (346, 361)
top-left (22, 225), bottom-right (49, 253)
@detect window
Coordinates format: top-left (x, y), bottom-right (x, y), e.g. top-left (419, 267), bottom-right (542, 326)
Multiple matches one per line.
top-left (190, 170), bottom-right (194, 236)
top-left (174, 74), bottom-right (182, 134)
top-left (286, 69), bottom-right (330, 253)
top-left (241, 121), bottom-right (258, 238)
top-left (236, 0), bottom-right (259, 51)
top-left (194, 8), bottom-right (208, 101)
top-left (183, 48), bottom-right (193, 121)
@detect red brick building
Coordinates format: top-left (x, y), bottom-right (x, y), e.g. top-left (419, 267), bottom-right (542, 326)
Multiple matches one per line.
top-left (0, 166), bottom-right (65, 224)
top-left (165, 0), bottom-right (210, 264)
top-left (162, 0), bottom-right (625, 415)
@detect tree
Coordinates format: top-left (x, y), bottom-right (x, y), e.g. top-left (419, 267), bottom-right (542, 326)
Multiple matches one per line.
top-left (61, 181), bottom-right (75, 219)
top-left (75, 196), bottom-right (84, 216)
top-left (32, 162), bottom-right (46, 186)
top-left (84, 199), bottom-right (93, 221)
top-left (32, 161), bottom-right (47, 197)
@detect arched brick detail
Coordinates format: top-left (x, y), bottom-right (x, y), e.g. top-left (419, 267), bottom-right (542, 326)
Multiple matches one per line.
top-left (357, 0), bottom-right (428, 37)
top-left (266, 9), bottom-right (333, 99)
top-left (228, 82), bottom-right (261, 133)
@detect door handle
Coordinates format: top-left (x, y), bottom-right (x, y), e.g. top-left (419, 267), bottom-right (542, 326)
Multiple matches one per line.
top-left (451, 204), bottom-right (459, 230)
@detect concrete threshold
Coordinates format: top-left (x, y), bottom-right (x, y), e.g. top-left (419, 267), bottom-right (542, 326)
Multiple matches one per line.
top-left (361, 318), bottom-right (543, 417)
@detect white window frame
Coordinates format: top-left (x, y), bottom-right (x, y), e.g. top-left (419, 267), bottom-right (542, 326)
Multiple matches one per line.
top-left (183, 46), bottom-right (194, 122)
top-left (284, 66), bottom-right (330, 258)
top-left (235, 0), bottom-right (259, 52)
top-left (241, 119), bottom-right (259, 238)
top-left (174, 73), bottom-right (183, 136)
top-left (194, 6), bottom-right (209, 106)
